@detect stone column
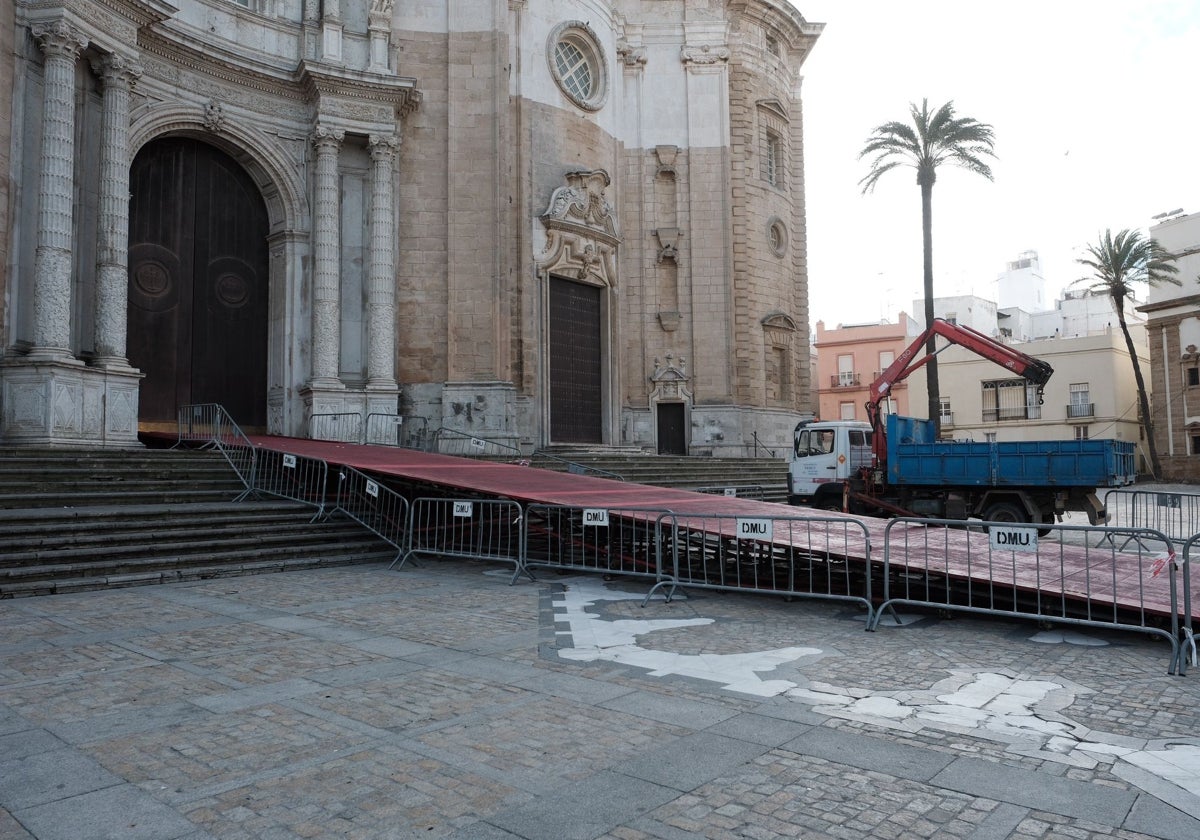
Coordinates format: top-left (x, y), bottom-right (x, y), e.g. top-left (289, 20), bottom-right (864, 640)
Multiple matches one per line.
top-left (366, 133), bottom-right (399, 387)
top-left (310, 124), bottom-right (344, 387)
top-left (92, 54), bottom-right (142, 368)
top-left (30, 20), bottom-right (88, 359)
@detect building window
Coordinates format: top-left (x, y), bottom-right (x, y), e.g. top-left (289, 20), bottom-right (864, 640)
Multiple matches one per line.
top-left (1192, 434), bottom-right (1200, 455)
top-left (765, 32), bottom-right (780, 57)
top-left (939, 399), bottom-right (953, 426)
top-left (985, 432), bottom-right (997, 443)
top-left (835, 354), bottom-right (856, 387)
top-left (840, 401), bottom-right (856, 420)
top-left (944, 312), bottom-right (957, 326)
top-left (763, 129), bottom-right (784, 187)
top-left (1187, 366), bottom-right (1200, 387)
top-left (878, 350), bottom-right (895, 376)
top-left (767, 218), bottom-right (787, 256)
top-left (1067, 383), bottom-right (1093, 418)
top-left (982, 379), bottom-right (1041, 422)
top-left (548, 23), bottom-right (607, 111)
top-left (1074, 426), bottom-right (1090, 441)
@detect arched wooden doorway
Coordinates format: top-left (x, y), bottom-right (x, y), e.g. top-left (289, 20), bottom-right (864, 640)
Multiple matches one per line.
top-left (127, 137), bottom-right (269, 431)
top-left (548, 276), bottom-right (603, 444)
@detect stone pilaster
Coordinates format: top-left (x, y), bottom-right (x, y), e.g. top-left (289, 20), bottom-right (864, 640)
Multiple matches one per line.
top-left (30, 20), bottom-right (87, 360)
top-left (310, 124), bottom-right (344, 388)
top-left (367, 133), bottom-right (399, 388)
top-left (92, 53), bottom-right (142, 368)
top-left (368, 1), bottom-right (395, 73)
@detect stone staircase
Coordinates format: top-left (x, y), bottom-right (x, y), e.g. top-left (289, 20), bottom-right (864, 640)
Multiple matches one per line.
top-left (530, 449), bottom-right (791, 502)
top-left (0, 446), bottom-right (396, 598)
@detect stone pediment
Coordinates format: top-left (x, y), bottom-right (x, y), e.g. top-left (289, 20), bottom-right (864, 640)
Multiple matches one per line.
top-left (536, 169), bottom-right (620, 286)
top-left (756, 98), bottom-right (790, 122)
top-left (761, 312), bottom-right (797, 331)
top-left (540, 169), bottom-right (619, 246)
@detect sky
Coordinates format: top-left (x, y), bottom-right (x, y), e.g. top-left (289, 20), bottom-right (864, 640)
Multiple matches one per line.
top-left (792, 0), bottom-right (1200, 328)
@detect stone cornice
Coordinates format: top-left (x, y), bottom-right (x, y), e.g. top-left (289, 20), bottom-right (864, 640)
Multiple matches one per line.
top-left (135, 26), bottom-right (419, 115)
top-left (1137, 292), bottom-right (1200, 315)
top-left (298, 61), bottom-right (420, 113)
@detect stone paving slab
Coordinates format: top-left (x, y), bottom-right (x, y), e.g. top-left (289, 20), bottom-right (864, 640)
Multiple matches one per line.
top-left (1, 561), bottom-right (1198, 839)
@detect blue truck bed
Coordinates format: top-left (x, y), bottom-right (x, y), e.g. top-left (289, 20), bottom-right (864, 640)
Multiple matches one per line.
top-left (886, 415), bottom-right (1137, 488)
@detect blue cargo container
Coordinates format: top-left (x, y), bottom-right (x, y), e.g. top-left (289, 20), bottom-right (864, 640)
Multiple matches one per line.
top-left (886, 415), bottom-right (1137, 488)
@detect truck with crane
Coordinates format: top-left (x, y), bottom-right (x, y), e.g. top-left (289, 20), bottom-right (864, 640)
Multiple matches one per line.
top-left (789, 319), bottom-right (1137, 525)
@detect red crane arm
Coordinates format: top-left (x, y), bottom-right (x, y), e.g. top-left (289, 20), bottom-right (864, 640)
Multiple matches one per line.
top-left (866, 319), bottom-right (1055, 460)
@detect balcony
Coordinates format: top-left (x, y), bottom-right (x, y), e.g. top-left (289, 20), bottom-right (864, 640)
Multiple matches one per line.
top-left (1067, 403), bottom-right (1095, 419)
top-left (830, 372), bottom-right (861, 388)
top-left (982, 406), bottom-right (1042, 423)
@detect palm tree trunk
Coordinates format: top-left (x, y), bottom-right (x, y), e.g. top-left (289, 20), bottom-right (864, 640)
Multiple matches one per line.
top-left (1114, 302), bottom-right (1161, 478)
top-left (921, 180), bottom-right (939, 436)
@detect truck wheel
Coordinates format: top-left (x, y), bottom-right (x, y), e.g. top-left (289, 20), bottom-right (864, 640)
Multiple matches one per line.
top-left (982, 502), bottom-right (1027, 524)
top-left (815, 494), bottom-right (844, 513)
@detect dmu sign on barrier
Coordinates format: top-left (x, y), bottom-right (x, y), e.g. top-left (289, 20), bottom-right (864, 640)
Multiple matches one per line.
top-left (584, 509), bottom-right (609, 527)
top-left (737, 518), bottom-right (773, 541)
top-left (989, 525), bottom-right (1038, 552)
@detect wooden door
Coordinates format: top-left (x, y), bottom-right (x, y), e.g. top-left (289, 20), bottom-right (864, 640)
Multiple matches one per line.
top-left (128, 138), bottom-right (269, 431)
top-left (548, 277), bottom-right (603, 444)
top-left (656, 403), bottom-right (687, 455)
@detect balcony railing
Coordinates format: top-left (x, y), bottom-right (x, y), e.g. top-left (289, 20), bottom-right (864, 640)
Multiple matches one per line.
top-left (982, 406), bottom-right (1042, 423)
top-left (939, 412), bottom-right (954, 427)
top-left (1067, 403), bottom-right (1095, 419)
top-left (830, 372), bottom-right (861, 388)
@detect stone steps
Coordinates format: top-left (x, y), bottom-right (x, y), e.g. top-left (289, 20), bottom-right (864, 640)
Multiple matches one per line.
top-left (0, 447), bottom-right (395, 598)
top-left (528, 452), bottom-right (790, 500)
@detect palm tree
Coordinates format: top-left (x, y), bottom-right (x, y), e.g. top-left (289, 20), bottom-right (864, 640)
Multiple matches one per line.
top-left (859, 99), bottom-right (996, 436)
top-left (1074, 229), bottom-right (1181, 479)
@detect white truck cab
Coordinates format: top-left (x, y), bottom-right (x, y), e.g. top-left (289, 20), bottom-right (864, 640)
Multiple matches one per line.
top-left (787, 420), bottom-right (874, 508)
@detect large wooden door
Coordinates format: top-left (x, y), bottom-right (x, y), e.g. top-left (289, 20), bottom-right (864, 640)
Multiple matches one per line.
top-left (549, 277), bottom-right (602, 443)
top-left (128, 138), bottom-right (269, 430)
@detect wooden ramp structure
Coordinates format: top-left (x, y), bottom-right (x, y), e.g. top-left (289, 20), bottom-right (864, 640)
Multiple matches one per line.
top-left (222, 435), bottom-right (1192, 673)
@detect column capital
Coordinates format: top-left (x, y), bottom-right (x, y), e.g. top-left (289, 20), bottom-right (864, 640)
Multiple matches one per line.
top-left (311, 124), bottom-right (345, 150)
top-left (91, 53), bottom-right (143, 89)
top-left (680, 44), bottom-right (730, 68)
top-left (368, 133), bottom-right (400, 160)
top-left (32, 20), bottom-right (87, 59)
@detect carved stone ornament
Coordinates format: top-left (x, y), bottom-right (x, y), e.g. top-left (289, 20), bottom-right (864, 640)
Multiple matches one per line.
top-left (654, 145), bottom-right (678, 177)
top-left (536, 169), bottom-right (620, 287)
top-left (680, 44), bottom-right (730, 66)
top-left (649, 355), bottom-right (693, 404)
top-left (203, 100), bottom-right (225, 133)
top-left (616, 39), bottom-right (647, 68)
top-left (654, 228), bottom-right (680, 264)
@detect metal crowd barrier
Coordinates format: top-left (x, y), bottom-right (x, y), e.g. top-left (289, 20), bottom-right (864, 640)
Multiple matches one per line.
top-left (396, 496), bottom-right (529, 580)
top-left (249, 447), bottom-right (330, 519)
top-left (364, 413), bottom-right (430, 450)
top-left (644, 512), bottom-right (874, 620)
top-left (1181, 534), bottom-right (1198, 675)
top-left (696, 485), bottom-right (765, 500)
top-left (309, 412), bottom-right (363, 444)
top-left (871, 517), bottom-right (1184, 674)
top-left (175, 403), bottom-right (256, 492)
top-left (1103, 488), bottom-right (1200, 545)
top-left (521, 505), bottom-right (671, 584)
top-left (432, 428), bottom-right (524, 459)
top-left (333, 466), bottom-right (408, 566)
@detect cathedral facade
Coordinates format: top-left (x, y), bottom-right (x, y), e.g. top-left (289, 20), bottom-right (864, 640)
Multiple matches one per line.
top-left (0, 0), bottom-right (821, 455)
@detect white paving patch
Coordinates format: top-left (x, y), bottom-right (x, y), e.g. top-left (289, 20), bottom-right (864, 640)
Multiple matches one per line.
top-left (551, 576), bottom-right (1200, 809)
top-left (554, 577), bottom-right (818, 696)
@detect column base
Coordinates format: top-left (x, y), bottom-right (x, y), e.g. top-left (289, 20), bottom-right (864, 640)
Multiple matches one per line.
top-left (0, 357), bottom-right (144, 447)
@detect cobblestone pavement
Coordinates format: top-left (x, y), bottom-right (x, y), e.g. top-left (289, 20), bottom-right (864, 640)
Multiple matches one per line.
top-left (1, 561), bottom-right (1197, 839)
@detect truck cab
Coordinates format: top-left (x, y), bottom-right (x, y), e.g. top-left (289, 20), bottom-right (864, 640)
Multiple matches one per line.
top-left (787, 420), bottom-right (874, 508)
